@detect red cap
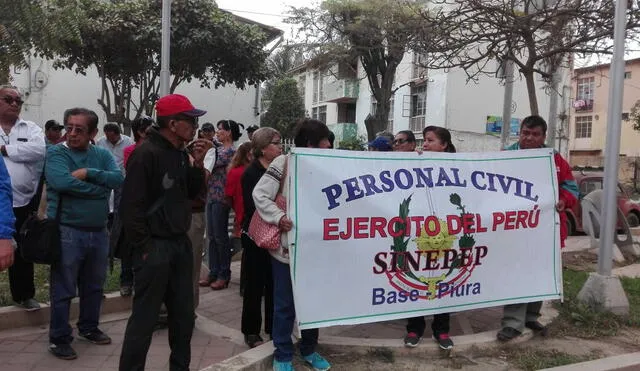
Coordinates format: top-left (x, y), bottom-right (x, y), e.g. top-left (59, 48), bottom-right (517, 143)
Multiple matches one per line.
top-left (155, 94), bottom-right (207, 117)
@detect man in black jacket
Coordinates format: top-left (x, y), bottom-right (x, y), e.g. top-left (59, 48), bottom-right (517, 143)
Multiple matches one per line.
top-left (118, 94), bottom-right (210, 371)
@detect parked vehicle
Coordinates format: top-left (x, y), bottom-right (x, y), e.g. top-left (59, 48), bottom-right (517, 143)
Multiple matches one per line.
top-left (565, 171), bottom-right (640, 235)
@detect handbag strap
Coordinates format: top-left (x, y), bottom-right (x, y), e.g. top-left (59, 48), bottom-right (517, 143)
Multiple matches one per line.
top-left (277, 156), bottom-right (288, 195)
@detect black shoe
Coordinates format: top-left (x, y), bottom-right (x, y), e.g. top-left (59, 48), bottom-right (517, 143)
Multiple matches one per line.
top-left (244, 334), bottom-right (264, 348)
top-left (497, 326), bottom-right (522, 342)
top-left (79, 329), bottom-right (112, 345)
top-left (49, 343), bottom-right (78, 360)
top-left (16, 298), bottom-right (41, 311)
top-left (403, 332), bottom-right (421, 347)
top-left (119, 285), bottom-right (132, 297)
top-left (525, 321), bottom-right (548, 336)
top-left (433, 333), bottom-right (454, 350)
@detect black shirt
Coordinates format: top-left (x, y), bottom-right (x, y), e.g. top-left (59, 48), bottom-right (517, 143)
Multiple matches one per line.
top-left (241, 159), bottom-right (267, 232)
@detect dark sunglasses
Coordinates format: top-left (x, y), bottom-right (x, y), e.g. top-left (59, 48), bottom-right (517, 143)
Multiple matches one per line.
top-left (174, 116), bottom-right (199, 128)
top-left (1, 96), bottom-right (24, 106)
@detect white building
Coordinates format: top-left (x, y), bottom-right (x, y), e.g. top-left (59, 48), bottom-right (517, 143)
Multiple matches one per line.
top-left (292, 52), bottom-right (572, 154)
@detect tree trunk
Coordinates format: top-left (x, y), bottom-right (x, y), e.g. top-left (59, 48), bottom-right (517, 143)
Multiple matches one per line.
top-left (524, 70), bottom-right (539, 116)
top-left (0, 65), bottom-right (9, 85)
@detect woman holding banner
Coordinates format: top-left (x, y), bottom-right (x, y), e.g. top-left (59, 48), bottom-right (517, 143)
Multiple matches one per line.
top-left (252, 119), bottom-right (332, 371)
top-left (403, 126), bottom-right (456, 350)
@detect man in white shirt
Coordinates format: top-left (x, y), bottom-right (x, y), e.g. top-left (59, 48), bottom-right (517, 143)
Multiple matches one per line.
top-left (0, 85), bottom-right (46, 311)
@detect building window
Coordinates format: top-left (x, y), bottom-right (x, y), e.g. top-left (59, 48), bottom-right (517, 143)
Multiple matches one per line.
top-left (576, 77), bottom-right (594, 101)
top-left (625, 71), bottom-right (632, 79)
top-left (312, 105), bottom-right (327, 124)
top-left (575, 116), bottom-right (592, 138)
top-left (370, 95), bottom-right (395, 133)
top-left (410, 84), bottom-right (427, 132)
top-left (412, 53), bottom-right (428, 80)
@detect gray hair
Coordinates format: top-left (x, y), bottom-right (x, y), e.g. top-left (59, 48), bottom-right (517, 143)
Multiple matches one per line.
top-left (251, 127), bottom-right (281, 158)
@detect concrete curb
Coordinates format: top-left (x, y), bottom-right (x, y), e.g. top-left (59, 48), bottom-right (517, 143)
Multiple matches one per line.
top-left (198, 305), bottom-right (557, 371)
top-left (0, 292), bottom-right (131, 332)
top-left (540, 352), bottom-right (640, 371)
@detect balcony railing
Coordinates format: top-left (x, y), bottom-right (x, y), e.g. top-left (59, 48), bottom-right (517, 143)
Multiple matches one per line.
top-left (573, 99), bottom-right (594, 112)
top-left (324, 79), bottom-right (359, 103)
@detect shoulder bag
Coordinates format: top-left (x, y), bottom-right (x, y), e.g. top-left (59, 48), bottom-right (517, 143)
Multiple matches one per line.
top-left (19, 195), bottom-right (63, 265)
top-left (248, 158), bottom-right (288, 250)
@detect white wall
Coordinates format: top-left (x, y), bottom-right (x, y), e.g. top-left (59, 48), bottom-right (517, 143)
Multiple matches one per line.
top-left (10, 57), bottom-right (260, 140)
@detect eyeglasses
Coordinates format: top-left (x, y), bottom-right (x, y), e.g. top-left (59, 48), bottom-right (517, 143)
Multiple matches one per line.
top-left (393, 139), bottom-right (409, 145)
top-left (174, 116), bottom-right (198, 128)
top-left (1, 96), bottom-right (24, 106)
top-left (65, 125), bottom-right (88, 134)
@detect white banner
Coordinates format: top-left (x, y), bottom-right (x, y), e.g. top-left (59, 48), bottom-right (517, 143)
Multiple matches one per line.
top-left (287, 148), bottom-right (562, 330)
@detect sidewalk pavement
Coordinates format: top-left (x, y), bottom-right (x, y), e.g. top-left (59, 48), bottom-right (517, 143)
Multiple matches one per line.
top-left (0, 260), bottom-right (506, 371)
top-left (4, 235), bottom-right (637, 371)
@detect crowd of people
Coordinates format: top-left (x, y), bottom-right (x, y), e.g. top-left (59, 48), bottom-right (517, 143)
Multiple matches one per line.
top-left (0, 84), bottom-right (578, 371)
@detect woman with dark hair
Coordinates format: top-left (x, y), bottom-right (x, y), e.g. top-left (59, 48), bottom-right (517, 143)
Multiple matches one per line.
top-left (403, 125), bottom-right (455, 351)
top-left (422, 125), bottom-right (456, 153)
top-left (239, 127), bottom-right (281, 348)
top-left (201, 119), bottom-right (243, 290)
top-left (123, 116), bottom-right (154, 169)
top-left (225, 142), bottom-right (253, 248)
top-left (253, 119), bottom-right (332, 371)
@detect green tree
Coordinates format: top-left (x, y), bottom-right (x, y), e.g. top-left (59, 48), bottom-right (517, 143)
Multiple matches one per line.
top-left (260, 78), bottom-right (305, 138)
top-left (0, 0), bottom-right (81, 84)
top-left (287, 0), bottom-right (426, 140)
top-left (51, 0), bottom-right (272, 131)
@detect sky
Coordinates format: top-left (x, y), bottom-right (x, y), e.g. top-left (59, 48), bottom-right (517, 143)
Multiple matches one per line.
top-left (216, 0), bottom-right (316, 39)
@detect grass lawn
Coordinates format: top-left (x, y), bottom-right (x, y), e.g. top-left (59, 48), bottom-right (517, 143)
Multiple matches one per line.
top-left (552, 268), bottom-right (640, 338)
top-left (0, 260), bottom-right (122, 307)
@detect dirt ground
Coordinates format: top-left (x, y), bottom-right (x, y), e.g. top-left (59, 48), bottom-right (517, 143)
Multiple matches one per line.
top-left (299, 329), bottom-right (640, 370)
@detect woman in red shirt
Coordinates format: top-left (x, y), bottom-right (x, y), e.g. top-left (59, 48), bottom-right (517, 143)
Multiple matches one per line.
top-left (225, 142), bottom-right (253, 239)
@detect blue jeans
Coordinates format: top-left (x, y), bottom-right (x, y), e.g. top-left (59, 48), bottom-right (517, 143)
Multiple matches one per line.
top-left (50, 225), bottom-right (109, 345)
top-left (271, 257), bottom-right (318, 362)
top-left (206, 201), bottom-right (231, 281)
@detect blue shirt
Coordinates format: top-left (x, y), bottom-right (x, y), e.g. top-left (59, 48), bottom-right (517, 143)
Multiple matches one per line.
top-left (45, 143), bottom-right (124, 228)
top-left (0, 157), bottom-right (15, 239)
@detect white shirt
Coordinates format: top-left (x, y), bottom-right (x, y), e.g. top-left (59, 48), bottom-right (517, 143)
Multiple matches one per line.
top-left (2, 119), bottom-right (46, 208)
top-left (95, 135), bottom-right (134, 173)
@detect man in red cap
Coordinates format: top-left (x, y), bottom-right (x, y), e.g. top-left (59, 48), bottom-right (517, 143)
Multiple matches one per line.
top-left (119, 94), bottom-right (212, 371)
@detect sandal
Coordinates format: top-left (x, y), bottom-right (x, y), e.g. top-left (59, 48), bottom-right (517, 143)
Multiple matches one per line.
top-left (198, 277), bottom-right (215, 287)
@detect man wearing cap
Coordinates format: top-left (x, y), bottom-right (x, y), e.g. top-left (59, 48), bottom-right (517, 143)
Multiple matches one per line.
top-left (199, 122), bottom-right (215, 142)
top-left (44, 119), bottom-right (64, 145)
top-left (119, 94), bottom-right (210, 371)
top-left (368, 136), bottom-right (393, 151)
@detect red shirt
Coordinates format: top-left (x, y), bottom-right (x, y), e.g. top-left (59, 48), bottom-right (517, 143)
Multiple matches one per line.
top-left (123, 143), bottom-right (137, 169)
top-left (225, 165), bottom-right (246, 237)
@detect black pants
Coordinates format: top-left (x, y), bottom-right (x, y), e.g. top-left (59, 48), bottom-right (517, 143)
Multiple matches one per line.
top-left (406, 313), bottom-right (451, 338)
top-left (9, 200), bottom-right (38, 303)
top-left (119, 237), bottom-right (195, 371)
top-left (241, 234), bottom-right (273, 336)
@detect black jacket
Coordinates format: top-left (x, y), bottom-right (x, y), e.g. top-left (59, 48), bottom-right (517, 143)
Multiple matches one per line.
top-left (120, 128), bottom-right (205, 251)
top-left (241, 159), bottom-right (266, 232)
